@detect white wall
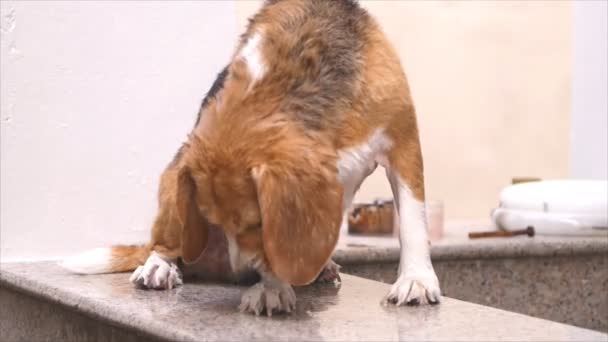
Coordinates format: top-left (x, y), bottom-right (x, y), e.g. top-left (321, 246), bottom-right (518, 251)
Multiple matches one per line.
top-left (570, 1), bottom-right (608, 180)
top-left (355, 1), bottom-right (573, 219)
top-left (1, 2), bottom-right (603, 261)
top-left (0, 1), bottom-right (238, 260)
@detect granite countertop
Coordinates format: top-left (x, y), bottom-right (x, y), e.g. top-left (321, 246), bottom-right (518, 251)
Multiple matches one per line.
top-left (1, 261), bottom-right (606, 342)
top-left (334, 220), bottom-right (608, 264)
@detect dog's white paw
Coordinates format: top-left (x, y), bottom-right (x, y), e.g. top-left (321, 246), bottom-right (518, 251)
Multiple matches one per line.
top-left (383, 268), bottom-right (441, 306)
top-left (238, 281), bottom-right (296, 316)
top-left (129, 252), bottom-right (182, 290)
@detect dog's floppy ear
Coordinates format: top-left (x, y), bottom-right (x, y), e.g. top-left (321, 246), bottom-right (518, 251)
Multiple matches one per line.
top-left (252, 164), bottom-right (343, 286)
top-left (176, 167), bottom-right (208, 264)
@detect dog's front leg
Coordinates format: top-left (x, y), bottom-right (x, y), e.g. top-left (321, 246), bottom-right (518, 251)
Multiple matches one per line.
top-left (129, 201), bottom-right (184, 290)
top-left (130, 164), bottom-right (186, 290)
top-left (383, 143), bottom-right (441, 305)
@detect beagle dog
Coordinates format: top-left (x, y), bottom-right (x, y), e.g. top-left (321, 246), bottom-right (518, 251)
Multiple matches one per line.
top-left (61, 0), bottom-right (441, 316)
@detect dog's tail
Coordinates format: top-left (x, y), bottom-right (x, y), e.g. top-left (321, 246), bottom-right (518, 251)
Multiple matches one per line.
top-left (59, 245), bottom-right (151, 274)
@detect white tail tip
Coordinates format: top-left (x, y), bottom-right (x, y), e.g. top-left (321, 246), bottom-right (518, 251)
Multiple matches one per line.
top-left (58, 248), bottom-right (112, 274)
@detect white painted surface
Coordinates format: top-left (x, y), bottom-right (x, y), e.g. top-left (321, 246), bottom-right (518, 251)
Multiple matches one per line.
top-left (58, 247), bottom-right (112, 274)
top-left (0, 1), bottom-right (238, 260)
top-left (570, 1), bottom-right (608, 180)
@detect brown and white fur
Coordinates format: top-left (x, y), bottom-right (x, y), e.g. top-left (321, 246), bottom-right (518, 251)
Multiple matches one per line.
top-left (60, 0), bottom-right (440, 315)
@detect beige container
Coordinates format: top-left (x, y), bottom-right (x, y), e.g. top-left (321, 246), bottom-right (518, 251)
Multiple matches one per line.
top-left (350, 199), bottom-right (444, 241)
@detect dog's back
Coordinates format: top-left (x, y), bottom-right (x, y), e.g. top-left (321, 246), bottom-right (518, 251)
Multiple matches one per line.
top-left (226, 0), bottom-right (412, 151)
top-left (240, 0), bottom-right (370, 131)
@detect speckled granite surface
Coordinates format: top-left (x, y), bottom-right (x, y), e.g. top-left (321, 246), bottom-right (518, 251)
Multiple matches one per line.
top-left (334, 222), bottom-right (608, 264)
top-left (1, 287), bottom-right (160, 342)
top-left (342, 255), bottom-right (608, 333)
top-left (335, 222), bottom-right (608, 333)
top-left (1, 262), bottom-right (606, 342)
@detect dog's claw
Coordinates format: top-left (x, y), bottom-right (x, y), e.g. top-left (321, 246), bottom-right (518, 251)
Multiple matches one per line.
top-left (384, 270), bottom-right (441, 306)
top-left (129, 252), bottom-right (182, 290)
top-left (240, 281), bottom-right (296, 316)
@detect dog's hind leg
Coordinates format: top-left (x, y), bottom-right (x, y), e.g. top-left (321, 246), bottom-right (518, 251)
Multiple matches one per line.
top-left (381, 105), bottom-right (441, 306)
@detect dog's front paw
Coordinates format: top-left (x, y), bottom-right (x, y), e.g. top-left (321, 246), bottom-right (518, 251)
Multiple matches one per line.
top-left (383, 269), bottom-right (441, 306)
top-left (129, 252), bottom-right (183, 290)
top-left (315, 259), bottom-right (341, 285)
top-left (239, 282), bottom-right (296, 316)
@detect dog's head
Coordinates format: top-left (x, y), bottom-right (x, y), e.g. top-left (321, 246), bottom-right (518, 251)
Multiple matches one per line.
top-left (176, 123), bottom-right (344, 286)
